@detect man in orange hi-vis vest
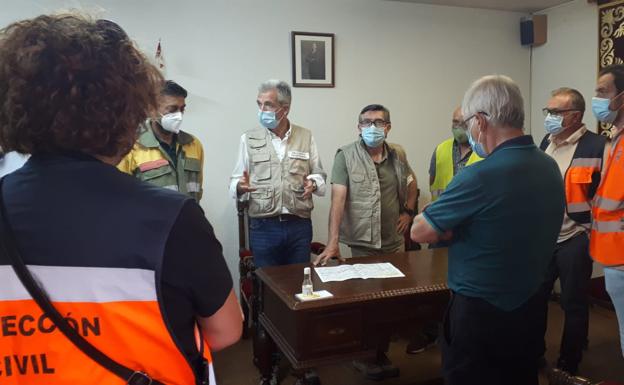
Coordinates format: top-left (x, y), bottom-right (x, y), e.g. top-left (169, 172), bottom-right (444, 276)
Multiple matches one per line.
top-left (0, 14), bottom-right (241, 385)
top-left (591, 64), bottom-right (624, 358)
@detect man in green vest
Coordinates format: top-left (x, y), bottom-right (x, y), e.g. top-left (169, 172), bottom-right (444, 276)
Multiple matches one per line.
top-left (118, 81), bottom-right (204, 202)
top-left (429, 106), bottom-right (482, 202)
top-left (314, 104), bottom-right (418, 381)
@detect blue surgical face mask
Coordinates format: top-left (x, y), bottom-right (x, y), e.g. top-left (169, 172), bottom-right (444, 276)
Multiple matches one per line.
top-left (258, 109), bottom-right (279, 129)
top-left (467, 124), bottom-right (488, 158)
top-left (592, 97), bottom-right (618, 123)
top-left (544, 113), bottom-right (565, 135)
top-left (361, 125), bottom-right (386, 148)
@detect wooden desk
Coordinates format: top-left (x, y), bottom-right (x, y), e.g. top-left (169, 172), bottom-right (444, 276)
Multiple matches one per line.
top-left (253, 248), bottom-right (450, 383)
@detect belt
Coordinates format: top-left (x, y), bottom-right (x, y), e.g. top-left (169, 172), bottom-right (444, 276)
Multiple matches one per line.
top-left (265, 214), bottom-right (303, 222)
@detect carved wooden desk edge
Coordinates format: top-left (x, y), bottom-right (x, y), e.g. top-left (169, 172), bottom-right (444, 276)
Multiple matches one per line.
top-left (258, 312), bottom-right (377, 370)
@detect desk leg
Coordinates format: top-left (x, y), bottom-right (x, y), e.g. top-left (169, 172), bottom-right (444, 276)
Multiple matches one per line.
top-left (253, 323), bottom-right (277, 384)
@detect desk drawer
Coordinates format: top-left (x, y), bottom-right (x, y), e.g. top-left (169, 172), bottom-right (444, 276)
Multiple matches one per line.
top-left (304, 308), bottom-right (364, 355)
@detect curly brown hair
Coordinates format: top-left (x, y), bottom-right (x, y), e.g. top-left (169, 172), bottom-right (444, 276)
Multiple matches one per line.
top-left (0, 14), bottom-right (163, 157)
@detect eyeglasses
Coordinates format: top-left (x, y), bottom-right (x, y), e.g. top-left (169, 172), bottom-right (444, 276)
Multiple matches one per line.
top-left (542, 108), bottom-right (581, 117)
top-left (461, 111), bottom-right (490, 128)
top-left (359, 119), bottom-right (390, 128)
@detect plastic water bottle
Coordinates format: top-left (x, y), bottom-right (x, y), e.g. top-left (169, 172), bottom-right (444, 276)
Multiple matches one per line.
top-left (302, 267), bottom-right (313, 297)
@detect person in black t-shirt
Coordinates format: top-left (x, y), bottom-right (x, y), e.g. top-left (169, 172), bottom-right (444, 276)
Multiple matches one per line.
top-left (0, 14), bottom-right (241, 384)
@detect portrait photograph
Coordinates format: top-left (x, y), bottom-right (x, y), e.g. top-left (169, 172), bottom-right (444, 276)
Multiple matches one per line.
top-left (291, 31), bottom-right (335, 87)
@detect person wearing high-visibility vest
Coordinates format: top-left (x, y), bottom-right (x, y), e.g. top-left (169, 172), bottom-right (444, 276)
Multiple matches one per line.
top-left (0, 15), bottom-right (242, 385)
top-left (591, 64), bottom-right (624, 358)
top-left (538, 87), bottom-right (607, 375)
top-left (118, 80), bottom-right (205, 203)
top-left (428, 106), bottom-right (482, 202)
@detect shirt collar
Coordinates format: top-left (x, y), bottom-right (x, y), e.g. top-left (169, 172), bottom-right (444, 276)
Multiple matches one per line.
top-left (268, 123), bottom-right (291, 141)
top-left (358, 138), bottom-right (388, 162)
top-left (453, 139), bottom-right (473, 161)
top-left (548, 125), bottom-right (587, 147)
top-left (490, 135), bottom-right (534, 156)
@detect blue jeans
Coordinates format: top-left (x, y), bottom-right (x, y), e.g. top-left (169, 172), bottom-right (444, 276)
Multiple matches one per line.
top-left (605, 267), bottom-right (624, 357)
top-left (249, 216), bottom-right (312, 268)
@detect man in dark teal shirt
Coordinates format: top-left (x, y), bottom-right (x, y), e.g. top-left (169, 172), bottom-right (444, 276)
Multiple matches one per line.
top-left (411, 75), bottom-right (564, 385)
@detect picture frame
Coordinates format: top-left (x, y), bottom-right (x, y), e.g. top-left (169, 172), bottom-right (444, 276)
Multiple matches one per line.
top-left (291, 31), bottom-right (335, 88)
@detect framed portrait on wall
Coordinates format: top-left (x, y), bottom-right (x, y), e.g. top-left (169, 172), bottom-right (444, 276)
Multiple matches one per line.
top-left (291, 31), bottom-right (335, 88)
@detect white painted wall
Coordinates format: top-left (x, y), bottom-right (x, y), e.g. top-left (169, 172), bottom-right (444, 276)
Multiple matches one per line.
top-left (1, 0), bottom-right (532, 284)
top-left (531, 0), bottom-right (603, 278)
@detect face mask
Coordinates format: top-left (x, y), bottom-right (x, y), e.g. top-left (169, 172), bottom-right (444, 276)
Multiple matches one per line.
top-left (452, 126), bottom-right (468, 144)
top-left (160, 112), bottom-right (183, 134)
top-left (592, 97), bottom-right (618, 123)
top-left (544, 113), bottom-right (565, 135)
top-left (258, 110), bottom-right (281, 129)
top-left (361, 125), bottom-right (386, 148)
top-left (467, 124), bottom-right (488, 158)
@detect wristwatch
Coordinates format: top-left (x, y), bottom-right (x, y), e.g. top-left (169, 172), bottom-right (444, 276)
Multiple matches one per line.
top-left (403, 208), bottom-right (416, 217)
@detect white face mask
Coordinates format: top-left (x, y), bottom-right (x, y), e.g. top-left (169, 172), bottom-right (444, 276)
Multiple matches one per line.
top-left (160, 111), bottom-right (183, 134)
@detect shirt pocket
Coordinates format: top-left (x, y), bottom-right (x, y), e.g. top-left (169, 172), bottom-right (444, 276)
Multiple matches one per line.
top-left (349, 201), bottom-right (373, 242)
top-left (289, 159), bottom-right (310, 176)
top-left (350, 172), bottom-right (371, 195)
top-left (569, 168), bottom-right (593, 184)
top-left (249, 186), bottom-right (275, 213)
top-left (291, 183), bottom-right (314, 211)
top-left (251, 152), bottom-right (271, 181)
top-left (184, 157), bottom-right (202, 192)
top-left (138, 163), bottom-right (173, 182)
top-left (248, 138), bottom-right (266, 149)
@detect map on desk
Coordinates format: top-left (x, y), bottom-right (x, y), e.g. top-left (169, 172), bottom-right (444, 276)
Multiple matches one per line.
top-left (313, 263), bottom-right (405, 282)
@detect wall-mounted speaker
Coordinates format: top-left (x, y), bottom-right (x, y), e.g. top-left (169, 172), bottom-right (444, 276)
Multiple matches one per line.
top-left (520, 15), bottom-right (547, 46)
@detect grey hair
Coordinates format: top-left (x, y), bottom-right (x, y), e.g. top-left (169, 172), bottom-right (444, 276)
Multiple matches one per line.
top-left (258, 79), bottom-right (292, 105)
top-left (461, 75), bottom-right (524, 130)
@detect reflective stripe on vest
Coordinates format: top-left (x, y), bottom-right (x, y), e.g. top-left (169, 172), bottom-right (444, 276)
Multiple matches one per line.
top-left (590, 132), bottom-right (624, 266)
top-left (430, 138), bottom-right (481, 201)
top-left (187, 182), bottom-right (201, 193)
top-left (0, 266), bottom-right (213, 385)
top-left (2, 154), bottom-right (214, 384)
top-left (543, 131), bottom-right (607, 226)
top-left (117, 125), bottom-right (204, 202)
top-left (594, 196), bottom-right (624, 211)
top-left (592, 220), bottom-right (624, 233)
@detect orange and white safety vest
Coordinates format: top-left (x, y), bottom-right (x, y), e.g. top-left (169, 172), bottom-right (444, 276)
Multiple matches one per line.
top-left (540, 131), bottom-right (607, 226)
top-left (1, 152), bottom-right (214, 384)
top-left (590, 131), bottom-right (624, 266)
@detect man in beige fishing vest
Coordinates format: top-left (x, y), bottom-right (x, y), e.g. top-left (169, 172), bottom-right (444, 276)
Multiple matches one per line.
top-left (314, 104), bottom-right (418, 381)
top-left (230, 79), bottom-right (326, 268)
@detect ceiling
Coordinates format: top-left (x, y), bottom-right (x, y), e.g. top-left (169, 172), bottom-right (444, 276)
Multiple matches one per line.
top-left (384, 0), bottom-right (576, 13)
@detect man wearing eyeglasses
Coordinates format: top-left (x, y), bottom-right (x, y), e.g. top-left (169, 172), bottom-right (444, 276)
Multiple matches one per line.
top-left (314, 104), bottom-right (417, 380)
top-left (537, 87), bottom-right (607, 375)
top-left (410, 75), bottom-right (564, 385)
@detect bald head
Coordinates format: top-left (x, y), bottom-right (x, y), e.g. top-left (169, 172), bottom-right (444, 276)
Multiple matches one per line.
top-left (451, 105), bottom-right (469, 144)
top-left (452, 106), bottom-right (463, 128)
